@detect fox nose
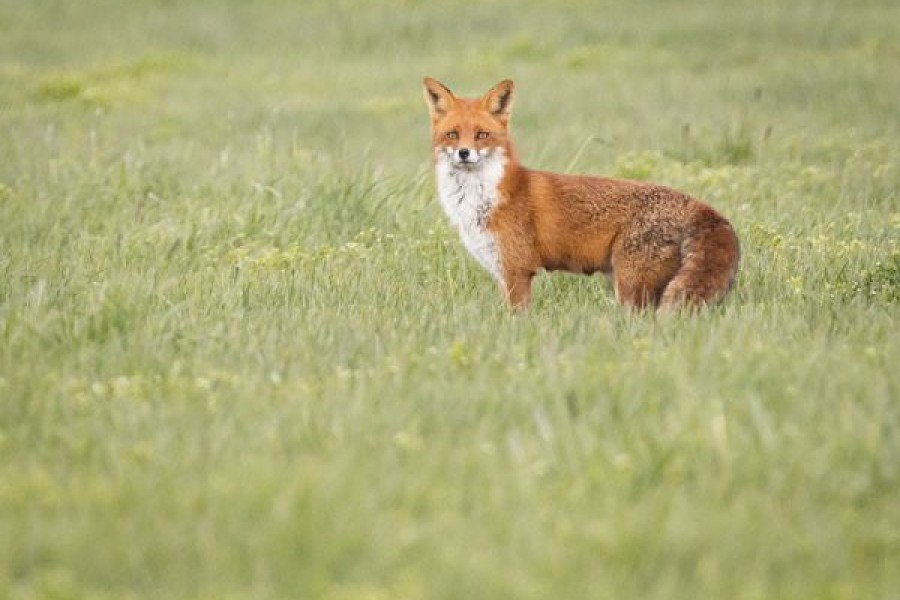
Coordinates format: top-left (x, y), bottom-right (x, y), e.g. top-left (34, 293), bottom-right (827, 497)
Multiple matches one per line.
top-left (458, 148), bottom-right (471, 161)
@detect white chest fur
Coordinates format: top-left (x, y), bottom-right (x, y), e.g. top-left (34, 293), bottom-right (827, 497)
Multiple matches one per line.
top-left (434, 149), bottom-right (506, 281)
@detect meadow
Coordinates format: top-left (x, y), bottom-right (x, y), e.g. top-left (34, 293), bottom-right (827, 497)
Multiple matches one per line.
top-left (1, 0), bottom-right (899, 598)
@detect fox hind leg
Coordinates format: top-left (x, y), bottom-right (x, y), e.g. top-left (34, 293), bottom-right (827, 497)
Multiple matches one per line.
top-left (658, 218), bottom-right (740, 311)
top-left (611, 237), bottom-right (681, 310)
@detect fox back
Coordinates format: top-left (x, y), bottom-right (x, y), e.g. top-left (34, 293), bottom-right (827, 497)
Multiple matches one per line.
top-left (423, 77), bottom-right (740, 311)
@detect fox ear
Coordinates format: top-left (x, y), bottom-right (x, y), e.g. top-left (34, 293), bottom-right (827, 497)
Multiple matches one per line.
top-left (481, 79), bottom-right (515, 121)
top-left (423, 77), bottom-right (455, 118)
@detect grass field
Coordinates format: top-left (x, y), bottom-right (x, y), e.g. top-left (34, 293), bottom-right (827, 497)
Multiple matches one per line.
top-left (2, 1), bottom-right (899, 598)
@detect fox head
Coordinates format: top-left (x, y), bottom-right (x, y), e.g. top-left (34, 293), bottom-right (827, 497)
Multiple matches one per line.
top-left (422, 77), bottom-right (515, 170)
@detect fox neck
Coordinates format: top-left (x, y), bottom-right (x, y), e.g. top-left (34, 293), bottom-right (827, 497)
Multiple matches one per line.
top-left (434, 146), bottom-right (507, 215)
top-left (434, 146), bottom-right (512, 281)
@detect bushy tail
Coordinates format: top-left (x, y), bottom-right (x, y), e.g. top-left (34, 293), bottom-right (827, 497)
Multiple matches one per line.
top-left (659, 209), bottom-right (740, 310)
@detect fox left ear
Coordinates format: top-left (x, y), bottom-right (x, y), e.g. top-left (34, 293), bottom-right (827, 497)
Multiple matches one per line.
top-left (481, 79), bottom-right (515, 121)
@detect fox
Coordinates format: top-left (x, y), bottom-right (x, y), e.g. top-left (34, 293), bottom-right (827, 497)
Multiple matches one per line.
top-left (422, 77), bottom-right (740, 311)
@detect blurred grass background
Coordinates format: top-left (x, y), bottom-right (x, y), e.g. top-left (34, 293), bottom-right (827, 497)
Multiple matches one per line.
top-left (1, 1), bottom-right (899, 599)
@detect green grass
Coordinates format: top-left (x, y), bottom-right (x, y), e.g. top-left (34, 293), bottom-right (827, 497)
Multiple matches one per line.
top-left (2, 1), bottom-right (899, 598)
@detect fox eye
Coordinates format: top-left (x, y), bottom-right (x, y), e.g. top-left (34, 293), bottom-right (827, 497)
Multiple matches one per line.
top-left (445, 131), bottom-right (459, 140)
top-left (476, 131), bottom-right (490, 140)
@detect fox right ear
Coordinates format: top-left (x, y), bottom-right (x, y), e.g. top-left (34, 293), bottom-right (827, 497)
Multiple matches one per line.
top-left (423, 77), bottom-right (455, 118)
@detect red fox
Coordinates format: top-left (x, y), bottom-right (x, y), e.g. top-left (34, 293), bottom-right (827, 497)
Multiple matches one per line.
top-left (422, 77), bottom-right (740, 311)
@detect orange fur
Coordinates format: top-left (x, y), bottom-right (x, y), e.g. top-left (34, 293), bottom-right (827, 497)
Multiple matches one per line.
top-left (423, 77), bottom-right (740, 311)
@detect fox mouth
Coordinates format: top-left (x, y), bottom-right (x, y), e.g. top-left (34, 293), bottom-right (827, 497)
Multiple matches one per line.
top-left (452, 153), bottom-right (484, 170)
top-left (455, 159), bottom-right (481, 170)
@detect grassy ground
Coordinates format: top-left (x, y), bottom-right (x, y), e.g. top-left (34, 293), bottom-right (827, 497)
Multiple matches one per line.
top-left (1, 1), bottom-right (899, 598)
